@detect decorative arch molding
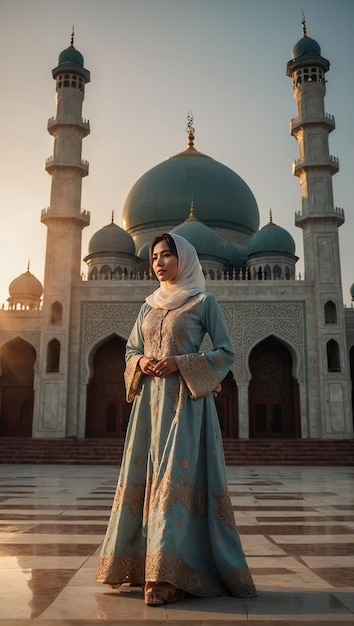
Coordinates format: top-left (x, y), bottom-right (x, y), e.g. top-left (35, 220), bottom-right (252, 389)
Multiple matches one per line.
top-left (86, 332), bottom-right (123, 384)
top-left (245, 332), bottom-right (301, 382)
top-left (80, 302), bottom-right (142, 383)
top-left (220, 301), bottom-right (305, 384)
top-left (0, 331), bottom-right (40, 362)
top-left (80, 301), bottom-right (306, 386)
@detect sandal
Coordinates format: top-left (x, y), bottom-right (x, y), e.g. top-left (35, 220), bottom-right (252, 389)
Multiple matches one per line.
top-left (144, 591), bottom-right (165, 606)
top-left (144, 581), bottom-right (184, 605)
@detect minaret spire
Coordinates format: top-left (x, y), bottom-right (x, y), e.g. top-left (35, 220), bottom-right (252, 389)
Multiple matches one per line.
top-left (70, 25), bottom-right (75, 47)
top-left (186, 111), bottom-right (195, 149)
top-left (301, 11), bottom-right (307, 37)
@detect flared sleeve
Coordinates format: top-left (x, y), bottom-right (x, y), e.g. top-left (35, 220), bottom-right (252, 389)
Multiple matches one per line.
top-left (124, 303), bottom-right (151, 402)
top-left (175, 293), bottom-right (234, 400)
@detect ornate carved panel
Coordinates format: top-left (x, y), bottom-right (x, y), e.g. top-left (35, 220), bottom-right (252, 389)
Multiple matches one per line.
top-left (220, 302), bottom-right (305, 383)
top-left (80, 301), bottom-right (305, 385)
top-left (80, 302), bottom-right (141, 383)
top-left (0, 331), bottom-right (40, 354)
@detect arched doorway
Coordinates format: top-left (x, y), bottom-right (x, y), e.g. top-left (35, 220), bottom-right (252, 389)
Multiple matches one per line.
top-left (0, 338), bottom-right (36, 436)
top-left (215, 371), bottom-right (238, 437)
top-left (85, 336), bottom-right (131, 438)
top-left (248, 336), bottom-right (300, 438)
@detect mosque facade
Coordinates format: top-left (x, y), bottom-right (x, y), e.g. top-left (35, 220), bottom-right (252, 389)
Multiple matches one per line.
top-left (0, 25), bottom-right (353, 443)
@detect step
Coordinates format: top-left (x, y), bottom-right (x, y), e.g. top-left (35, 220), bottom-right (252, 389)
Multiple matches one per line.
top-left (0, 437), bottom-right (353, 465)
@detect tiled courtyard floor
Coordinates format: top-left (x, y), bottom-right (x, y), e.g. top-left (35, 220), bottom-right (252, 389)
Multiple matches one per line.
top-left (0, 463), bottom-right (353, 625)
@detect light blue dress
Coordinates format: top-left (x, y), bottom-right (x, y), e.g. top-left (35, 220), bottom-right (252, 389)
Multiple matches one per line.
top-left (96, 293), bottom-right (256, 597)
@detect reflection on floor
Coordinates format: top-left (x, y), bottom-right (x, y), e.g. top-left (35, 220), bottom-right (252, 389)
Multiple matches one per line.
top-left (0, 464), bottom-right (353, 625)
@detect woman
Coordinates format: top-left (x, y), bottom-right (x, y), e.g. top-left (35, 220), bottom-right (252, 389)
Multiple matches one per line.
top-left (96, 233), bottom-right (256, 605)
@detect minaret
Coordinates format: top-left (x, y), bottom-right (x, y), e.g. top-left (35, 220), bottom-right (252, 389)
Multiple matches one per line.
top-left (41, 30), bottom-right (90, 286)
top-left (34, 33), bottom-right (90, 438)
top-left (287, 18), bottom-right (343, 280)
top-left (287, 20), bottom-right (352, 438)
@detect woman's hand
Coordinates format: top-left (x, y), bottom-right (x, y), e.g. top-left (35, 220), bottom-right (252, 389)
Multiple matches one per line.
top-left (152, 356), bottom-right (178, 377)
top-left (139, 356), bottom-right (158, 376)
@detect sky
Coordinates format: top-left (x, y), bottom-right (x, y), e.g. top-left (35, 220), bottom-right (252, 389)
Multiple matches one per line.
top-left (0, 0), bottom-right (353, 305)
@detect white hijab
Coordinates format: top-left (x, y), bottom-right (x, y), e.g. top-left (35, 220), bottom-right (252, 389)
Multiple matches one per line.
top-left (145, 233), bottom-right (206, 310)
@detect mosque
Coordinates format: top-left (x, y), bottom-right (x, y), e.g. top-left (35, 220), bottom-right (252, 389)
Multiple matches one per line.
top-left (0, 22), bottom-right (353, 451)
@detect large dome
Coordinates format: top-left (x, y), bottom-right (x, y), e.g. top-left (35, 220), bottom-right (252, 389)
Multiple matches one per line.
top-left (122, 138), bottom-right (259, 242)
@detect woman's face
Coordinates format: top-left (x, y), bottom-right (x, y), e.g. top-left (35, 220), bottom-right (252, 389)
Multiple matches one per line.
top-left (152, 240), bottom-right (178, 283)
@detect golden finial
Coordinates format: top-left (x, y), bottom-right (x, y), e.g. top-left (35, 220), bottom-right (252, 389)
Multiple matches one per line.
top-left (187, 111), bottom-right (195, 149)
top-left (27, 258), bottom-right (30, 272)
top-left (189, 200), bottom-right (195, 219)
top-left (70, 25), bottom-right (75, 47)
top-left (301, 10), bottom-right (307, 37)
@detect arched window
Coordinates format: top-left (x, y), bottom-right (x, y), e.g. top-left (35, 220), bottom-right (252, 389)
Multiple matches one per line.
top-left (47, 339), bottom-right (60, 373)
top-left (50, 301), bottom-right (63, 325)
top-left (324, 300), bottom-right (337, 324)
top-left (264, 265), bottom-right (271, 280)
top-left (327, 339), bottom-right (341, 372)
top-left (100, 265), bottom-right (111, 280)
top-left (90, 267), bottom-right (98, 280)
top-left (273, 265), bottom-right (281, 280)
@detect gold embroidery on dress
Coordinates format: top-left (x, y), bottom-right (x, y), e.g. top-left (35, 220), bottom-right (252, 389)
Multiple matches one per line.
top-left (124, 355), bottom-right (143, 402)
top-left (222, 567), bottom-right (257, 598)
top-left (213, 484), bottom-right (237, 530)
top-left (96, 547), bottom-right (256, 598)
top-left (113, 480), bottom-right (145, 518)
top-left (192, 485), bottom-right (207, 519)
top-left (147, 470), bottom-right (192, 514)
top-left (176, 353), bottom-right (221, 400)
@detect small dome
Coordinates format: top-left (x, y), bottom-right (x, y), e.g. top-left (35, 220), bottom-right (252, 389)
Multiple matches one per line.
top-left (247, 216), bottom-right (296, 258)
top-left (292, 35), bottom-right (321, 61)
top-left (350, 283), bottom-right (354, 301)
top-left (171, 206), bottom-right (227, 263)
top-left (9, 269), bottom-right (43, 299)
top-left (52, 35), bottom-right (90, 82)
top-left (88, 219), bottom-right (135, 256)
top-left (58, 45), bottom-right (84, 68)
top-left (287, 22), bottom-right (329, 74)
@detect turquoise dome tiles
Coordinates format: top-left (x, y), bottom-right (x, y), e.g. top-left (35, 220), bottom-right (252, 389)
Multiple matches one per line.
top-left (171, 215), bottom-right (227, 263)
top-left (58, 45), bottom-right (85, 68)
top-left (122, 153), bottom-right (259, 237)
top-left (292, 35), bottom-right (322, 61)
top-left (88, 221), bottom-right (135, 256)
top-left (247, 221), bottom-right (296, 258)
